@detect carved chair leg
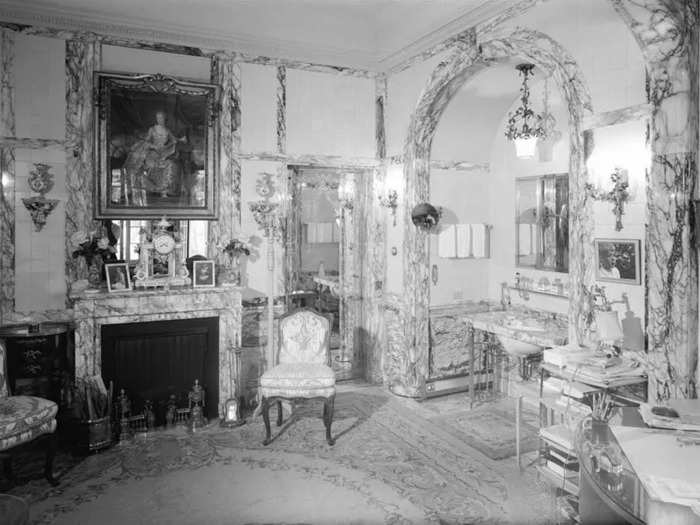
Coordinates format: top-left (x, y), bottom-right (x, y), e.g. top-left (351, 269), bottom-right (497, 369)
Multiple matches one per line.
top-left (2, 454), bottom-right (16, 487)
top-left (324, 395), bottom-right (335, 446)
top-left (261, 397), bottom-right (272, 446)
top-left (276, 400), bottom-right (283, 427)
top-left (45, 433), bottom-right (59, 486)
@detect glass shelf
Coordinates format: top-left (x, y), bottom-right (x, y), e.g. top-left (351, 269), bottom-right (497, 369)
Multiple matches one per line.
top-left (505, 285), bottom-right (569, 299)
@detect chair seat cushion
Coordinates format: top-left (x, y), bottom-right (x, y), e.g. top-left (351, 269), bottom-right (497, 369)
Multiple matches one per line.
top-left (260, 363), bottom-right (336, 398)
top-left (0, 396), bottom-right (58, 451)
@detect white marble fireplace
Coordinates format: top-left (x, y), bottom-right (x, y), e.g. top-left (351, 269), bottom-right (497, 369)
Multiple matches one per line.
top-left (70, 286), bottom-right (242, 417)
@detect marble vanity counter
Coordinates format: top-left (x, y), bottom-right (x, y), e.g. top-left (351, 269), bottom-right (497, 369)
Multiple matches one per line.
top-left (463, 307), bottom-right (568, 347)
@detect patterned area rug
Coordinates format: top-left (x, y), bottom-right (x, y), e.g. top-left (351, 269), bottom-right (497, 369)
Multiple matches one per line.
top-left (427, 402), bottom-right (540, 460)
top-left (9, 385), bottom-right (556, 524)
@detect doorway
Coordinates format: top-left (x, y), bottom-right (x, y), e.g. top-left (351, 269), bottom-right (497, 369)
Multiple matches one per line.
top-left (285, 166), bottom-right (364, 380)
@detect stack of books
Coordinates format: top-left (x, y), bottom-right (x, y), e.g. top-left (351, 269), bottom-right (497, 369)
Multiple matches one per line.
top-left (543, 344), bottom-right (645, 386)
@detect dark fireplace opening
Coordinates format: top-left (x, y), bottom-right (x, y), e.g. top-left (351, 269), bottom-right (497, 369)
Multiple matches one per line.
top-left (101, 317), bottom-right (219, 424)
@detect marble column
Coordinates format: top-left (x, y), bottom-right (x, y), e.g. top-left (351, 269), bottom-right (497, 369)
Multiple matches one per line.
top-left (0, 29), bottom-right (15, 322)
top-left (208, 53), bottom-right (241, 263)
top-left (395, 28), bottom-right (592, 397)
top-left (362, 166), bottom-right (387, 384)
top-left (612, 0), bottom-right (699, 400)
top-left (65, 37), bottom-right (101, 291)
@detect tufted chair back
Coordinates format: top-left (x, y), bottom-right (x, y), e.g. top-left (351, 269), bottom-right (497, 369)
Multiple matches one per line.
top-left (277, 309), bottom-right (330, 365)
top-left (0, 339), bottom-right (8, 398)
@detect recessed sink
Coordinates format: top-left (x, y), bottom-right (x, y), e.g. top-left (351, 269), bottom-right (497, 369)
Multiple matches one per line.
top-left (499, 336), bottom-right (543, 357)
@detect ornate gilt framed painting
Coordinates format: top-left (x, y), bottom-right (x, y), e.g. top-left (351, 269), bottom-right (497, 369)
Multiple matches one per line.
top-left (94, 72), bottom-right (219, 219)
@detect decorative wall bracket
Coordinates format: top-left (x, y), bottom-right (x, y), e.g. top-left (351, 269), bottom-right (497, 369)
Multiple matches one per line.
top-left (22, 196), bottom-right (59, 232)
top-left (22, 163), bottom-right (59, 232)
top-left (585, 168), bottom-right (630, 231)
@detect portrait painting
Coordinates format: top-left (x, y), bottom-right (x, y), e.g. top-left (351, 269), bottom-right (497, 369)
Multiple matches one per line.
top-left (193, 260), bottom-right (215, 288)
top-left (594, 239), bottom-right (641, 285)
top-left (95, 72), bottom-right (219, 218)
top-left (105, 262), bottom-right (132, 292)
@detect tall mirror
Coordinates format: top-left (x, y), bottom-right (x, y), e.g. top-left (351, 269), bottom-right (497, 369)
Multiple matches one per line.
top-left (286, 167), bottom-right (362, 380)
top-left (515, 173), bottom-right (569, 272)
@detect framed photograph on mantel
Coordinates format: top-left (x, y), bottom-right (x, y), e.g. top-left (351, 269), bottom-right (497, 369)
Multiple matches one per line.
top-left (94, 72), bottom-right (219, 219)
top-left (594, 238), bottom-right (641, 285)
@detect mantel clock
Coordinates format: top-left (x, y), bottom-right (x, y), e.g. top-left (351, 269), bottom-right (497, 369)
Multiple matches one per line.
top-left (133, 217), bottom-right (190, 288)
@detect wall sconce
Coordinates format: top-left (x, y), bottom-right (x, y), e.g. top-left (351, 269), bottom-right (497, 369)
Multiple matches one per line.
top-left (249, 199), bottom-right (285, 242)
top-left (378, 189), bottom-right (399, 226)
top-left (338, 178), bottom-right (355, 211)
top-left (504, 63), bottom-right (546, 159)
top-left (585, 167), bottom-right (630, 231)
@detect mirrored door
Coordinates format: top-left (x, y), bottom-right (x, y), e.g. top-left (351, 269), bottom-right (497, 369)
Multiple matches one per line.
top-left (285, 167), bottom-right (362, 380)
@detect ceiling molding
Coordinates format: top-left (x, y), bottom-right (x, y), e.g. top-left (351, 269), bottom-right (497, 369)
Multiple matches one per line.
top-left (0, 0), bottom-right (523, 74)
top-left (0, 2), bottom-right (378, 70)
top-left (378, 0), bottom-right (519, 72)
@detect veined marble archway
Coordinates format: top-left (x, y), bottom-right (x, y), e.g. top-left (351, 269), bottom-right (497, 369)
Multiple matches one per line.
top-left (386, 28), bottom-right (593, 398)
top-left (609, 0), bottom-right (699, 400)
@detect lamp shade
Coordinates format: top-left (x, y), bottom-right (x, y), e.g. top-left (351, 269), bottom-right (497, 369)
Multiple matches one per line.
top-left (514, 136), bottom-right (539, 159)
top-left (596, 310), bottom-right (623, 343)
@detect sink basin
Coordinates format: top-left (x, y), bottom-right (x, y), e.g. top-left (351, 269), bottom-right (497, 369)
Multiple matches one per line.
top-left (499, 336), bottom-right (543, 357)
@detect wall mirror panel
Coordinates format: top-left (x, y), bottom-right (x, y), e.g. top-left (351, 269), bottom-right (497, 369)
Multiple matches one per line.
top-left (285, 166), bottom-right (363, 381)
top-left (515, 173), bottom-right (569, 272)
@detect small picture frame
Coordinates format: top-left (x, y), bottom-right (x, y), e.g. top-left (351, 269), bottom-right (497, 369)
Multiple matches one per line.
top-left (105, 262), bottom-right (132, 292)
top-left (192, 260), bottom-right (215, 287)
top-left (594, 238), bottom-right (641, 285)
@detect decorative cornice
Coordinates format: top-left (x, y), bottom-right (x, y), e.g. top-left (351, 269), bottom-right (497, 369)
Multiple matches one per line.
top-left (0, 1), bottom-right (528, 75)
top-left (0, 3), bottom-right (376, 74)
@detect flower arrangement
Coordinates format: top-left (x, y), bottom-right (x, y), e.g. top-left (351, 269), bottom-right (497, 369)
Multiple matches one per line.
top-left (221, 236), bottom-right (251, 258)
top-left (70, 222), bottom-right (120, 266)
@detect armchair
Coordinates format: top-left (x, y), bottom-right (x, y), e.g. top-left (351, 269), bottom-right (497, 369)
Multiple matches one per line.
top-left (259, 308), bottom-right (336, 445)
top-left (0, 339), bottom-right (58, 486)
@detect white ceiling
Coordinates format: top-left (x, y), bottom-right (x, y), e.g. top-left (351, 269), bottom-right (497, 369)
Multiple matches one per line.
top-left (0, 0), bottom-right (518, 70)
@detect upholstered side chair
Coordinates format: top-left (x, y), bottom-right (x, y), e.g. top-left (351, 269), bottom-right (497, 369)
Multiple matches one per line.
top-left (259, 308), bottom-right (336, 445)
top-left (0, 339), bottom-right (58, 486)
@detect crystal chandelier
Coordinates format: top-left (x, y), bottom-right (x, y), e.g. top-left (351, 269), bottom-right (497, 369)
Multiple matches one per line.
top-left (504, 63), bottom-right (546, 159)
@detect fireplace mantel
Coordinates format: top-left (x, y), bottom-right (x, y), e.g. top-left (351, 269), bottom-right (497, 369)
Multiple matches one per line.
top-left (70, 286), bottom-right (242, 417)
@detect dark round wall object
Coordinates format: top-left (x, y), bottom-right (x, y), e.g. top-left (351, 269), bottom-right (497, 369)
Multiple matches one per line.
top-left (411, 202), bottom-right (440, 229)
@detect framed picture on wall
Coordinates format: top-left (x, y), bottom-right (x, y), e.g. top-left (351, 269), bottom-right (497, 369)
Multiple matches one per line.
top-left (105, 262), bottom-right (132, 292)
top-left (594, 238), bottom-right (641, 285)
top-left (94, 72), bottom-right (219, 219)
top-left (192, 260), bottom-right (216, 288)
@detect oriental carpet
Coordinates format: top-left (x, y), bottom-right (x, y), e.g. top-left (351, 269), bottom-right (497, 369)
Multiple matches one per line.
top-left (7, 383), bottom-right (556, 524)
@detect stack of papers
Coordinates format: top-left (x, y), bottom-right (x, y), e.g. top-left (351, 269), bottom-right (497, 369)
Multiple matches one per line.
top-left (543, 344), bottom-right (596, 368)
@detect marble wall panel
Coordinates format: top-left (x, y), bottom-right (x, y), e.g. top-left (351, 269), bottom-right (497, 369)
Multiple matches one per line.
top-left (64, 38), bottom-right (101, 288)
top-left (361, 166), bottom-right (386, 384)
top-left (375, 75), bottom-right (387, 160)
top-left (208, 54), bottom-right (241, 263)
top-left (276, 65), bottom-right (286, 154)
top-left (0, 29), bottom-right (15, 322)
top-left (71, 287), bottom-right (242, 416)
